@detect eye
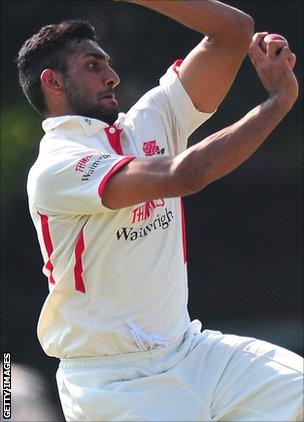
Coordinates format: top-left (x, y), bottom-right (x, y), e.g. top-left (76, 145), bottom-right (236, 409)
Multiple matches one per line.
top-left (88, 61), bottom-right (99, 70)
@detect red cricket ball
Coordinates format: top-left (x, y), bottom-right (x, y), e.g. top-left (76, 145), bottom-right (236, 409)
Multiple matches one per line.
top-left (259, 33), bottom-right (289, 54)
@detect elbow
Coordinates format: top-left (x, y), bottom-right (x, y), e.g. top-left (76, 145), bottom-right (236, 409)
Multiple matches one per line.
top-left (210, 13), bottom-right (254, 53)
top-left (240, 13), bottom-right (255, 34)
top-left (215, 13), bottom-right (254, 49)
top-left (234, 14), bottom-right (255, 46)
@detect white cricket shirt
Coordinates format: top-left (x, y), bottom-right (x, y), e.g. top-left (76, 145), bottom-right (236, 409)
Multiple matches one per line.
top-left (27, 61), bottom-right (215, 358)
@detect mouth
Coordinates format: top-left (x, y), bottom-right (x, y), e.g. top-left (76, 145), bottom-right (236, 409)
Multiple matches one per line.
top-left (99, 92), bottom-right (118, 106)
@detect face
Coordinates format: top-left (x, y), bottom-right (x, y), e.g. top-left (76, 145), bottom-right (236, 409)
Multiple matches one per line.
top-left (63, 40), bottom-right (120, 124)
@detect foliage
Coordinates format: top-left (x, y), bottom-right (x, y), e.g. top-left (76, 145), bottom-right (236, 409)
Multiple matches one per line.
top-left (1, 103), bottom-right (42, 207)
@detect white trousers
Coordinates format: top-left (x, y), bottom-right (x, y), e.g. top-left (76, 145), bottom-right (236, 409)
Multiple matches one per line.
top-left (56, 321), bottom-right (303, 421)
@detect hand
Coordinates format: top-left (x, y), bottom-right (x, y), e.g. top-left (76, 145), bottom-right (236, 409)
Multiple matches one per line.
top-left (249, 32), bottom-right (299, 108)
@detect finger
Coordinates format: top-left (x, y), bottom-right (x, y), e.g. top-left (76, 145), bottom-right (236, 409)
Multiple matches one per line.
top-left (288, 53), bottom-right (297, 70)
top-left (251, 32), bottom-right (269, 51)
top-left (271, 40), bottom-right (288, 55)
top-left (266, 41), bottom-right (280, 58)
top-left (277, 46), bottom-right (297, 72)
top-left (252, 32), bottom-right (269, 45)
top-left (249, 32), bottom-right (269, 63)
top-left (279, 46), bottom-right (295, 64)
top-left (267, 39), bottom-right (288, 56)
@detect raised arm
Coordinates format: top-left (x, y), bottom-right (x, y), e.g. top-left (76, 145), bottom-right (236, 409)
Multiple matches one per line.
top-left (102, 33), bottom-right (298, 209)
top-left (117, 0), bottom-right (254, 112)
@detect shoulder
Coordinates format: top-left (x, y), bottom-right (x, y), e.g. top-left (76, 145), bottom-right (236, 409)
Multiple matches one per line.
top-left (28, 137), bottom-right (98, 190)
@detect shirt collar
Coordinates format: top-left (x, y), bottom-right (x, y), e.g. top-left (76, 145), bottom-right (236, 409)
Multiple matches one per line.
top-left (42, 115), bottom-right (124, 136)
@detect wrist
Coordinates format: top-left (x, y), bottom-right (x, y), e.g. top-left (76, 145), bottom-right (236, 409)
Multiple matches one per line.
top-left (268, 92), bottom-right (295, 112)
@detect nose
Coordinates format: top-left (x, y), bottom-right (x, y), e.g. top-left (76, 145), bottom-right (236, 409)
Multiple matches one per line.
top-left (105, 68), bottom-right (120, 88)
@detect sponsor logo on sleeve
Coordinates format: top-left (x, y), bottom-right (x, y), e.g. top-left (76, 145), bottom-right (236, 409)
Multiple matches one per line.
top-left (142, 140), bottom-right (165, 157)
top-left (76, 155), bottom-right (94, 172)
top-left (75, 154), bottom-right (111, 181)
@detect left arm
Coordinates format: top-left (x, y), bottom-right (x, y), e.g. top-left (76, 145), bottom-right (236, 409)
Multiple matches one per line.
top-left (101, 34), bottom-right (298, 210)
top-left (117, 0), bottom-right (254, 112)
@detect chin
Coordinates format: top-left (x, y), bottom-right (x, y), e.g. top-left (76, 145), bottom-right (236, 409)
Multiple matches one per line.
top-left (97, 113), bottom-right (118, 125)
top-left (88, 106), bottom-right (119, 125)
top-left (68, 101), bottom-right (119, 125)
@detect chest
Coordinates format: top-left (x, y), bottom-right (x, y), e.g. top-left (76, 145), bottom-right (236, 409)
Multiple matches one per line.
top-left (99, 120), bottom-right (173, 159)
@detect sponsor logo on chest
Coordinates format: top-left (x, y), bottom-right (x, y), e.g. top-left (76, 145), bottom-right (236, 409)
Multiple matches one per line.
top-left (131, 199), bottom-right (165, 223)
top-left (116, 199), bottom-right (174, 242)
top-left (116, 207), bottom-right (173, 242)
top-left (142, 140), bottom-right (165, 157)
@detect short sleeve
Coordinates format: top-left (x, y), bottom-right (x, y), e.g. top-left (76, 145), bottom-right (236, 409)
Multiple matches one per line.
top-left (159, 60), bottom-right (216, 138)
top-left (30, 152), bottom-right (135, 215)
top-left (125, 60), bottom-right (216, 156)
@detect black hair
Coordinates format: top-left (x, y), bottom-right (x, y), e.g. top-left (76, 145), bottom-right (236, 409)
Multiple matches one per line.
top-left (17, 20), bottom-right (99, 115)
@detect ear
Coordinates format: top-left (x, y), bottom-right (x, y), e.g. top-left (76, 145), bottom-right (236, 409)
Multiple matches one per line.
top-left (40, 69), bottom-right (64, 94)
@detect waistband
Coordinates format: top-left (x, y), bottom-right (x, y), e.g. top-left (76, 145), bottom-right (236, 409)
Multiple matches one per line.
top-left (59, 320), bottom-right (202, 370)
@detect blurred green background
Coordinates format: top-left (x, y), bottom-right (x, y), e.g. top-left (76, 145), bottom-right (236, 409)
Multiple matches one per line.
top-left (1, 1), bottom-right (303, 419)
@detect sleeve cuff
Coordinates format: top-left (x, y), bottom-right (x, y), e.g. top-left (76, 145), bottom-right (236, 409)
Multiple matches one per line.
top-left (160, 60), bottom-right (217, 134)
top-left (97, 156), bottom-right (136, 211)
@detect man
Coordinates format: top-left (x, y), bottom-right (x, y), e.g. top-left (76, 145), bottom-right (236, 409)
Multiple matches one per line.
top-left (17, 0), bottom-right (302, 421)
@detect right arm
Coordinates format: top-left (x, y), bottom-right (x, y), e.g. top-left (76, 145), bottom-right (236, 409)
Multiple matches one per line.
top-left (118, 0), bottom-right (254, 113)
top-left (102, 33), bottom-right (299, 210)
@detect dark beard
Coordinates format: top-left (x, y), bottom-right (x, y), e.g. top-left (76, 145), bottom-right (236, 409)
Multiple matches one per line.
top-left (64, 76), bottom-right (119, 125)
